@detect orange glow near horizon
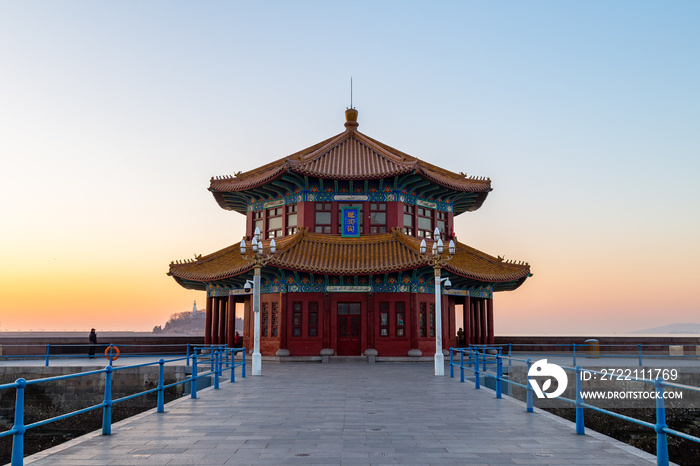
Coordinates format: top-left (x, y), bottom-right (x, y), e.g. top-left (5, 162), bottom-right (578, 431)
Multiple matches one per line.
top-left (1, 3), bottom-right (698, 335)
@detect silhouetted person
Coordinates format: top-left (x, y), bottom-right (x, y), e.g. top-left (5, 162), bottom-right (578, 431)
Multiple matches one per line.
top-left (457, 327), bottom-right (465, 348)
top-left (88, 328), bottom-right (97, 358)
top-left (234, 331), bottom-right (241, 348)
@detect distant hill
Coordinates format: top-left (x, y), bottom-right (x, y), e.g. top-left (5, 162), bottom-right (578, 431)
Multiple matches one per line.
top-left (153, 310), bottom-right (243, 335)
top-left (631, 323), bottom-right (700, 334)
top-left (153, 311), bottom-right (205, 335)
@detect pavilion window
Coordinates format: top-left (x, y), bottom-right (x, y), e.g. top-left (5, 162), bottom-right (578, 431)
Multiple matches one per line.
top-left (379, 301), bottom-right (390, 337)
top-left (308, 301), bottom-right (318, 337)
top-left (417, 207), bottom-right (433, 238)
top-left (315, 203), bottom-right (332, 234)
top-left (395, 302), bottom-right (405, 337)
top-left (436, 211), bottom-right (447, 239)
top-left (403, 204), bottom-right (414, 236)
top-left (271, 302), bottom-right (279, 337)
top-left (429, 303), bottom-right (435, 337)
top-left (286, 204), bottom-right (297, 235)
top-left (266, 207), bottom-right (283, 239)
top-left (253, 211), bottom-right (264, 236)
top-left (292, 302), bottom-right (303, 337)
top-left (337, 203), bottom-right (363, 232)
top-left (419, 303), bottom-right (427, 337)
top-left (261, 302), bottom-right (269, 337)
top-left (369, 202), bottom-right (387, 234)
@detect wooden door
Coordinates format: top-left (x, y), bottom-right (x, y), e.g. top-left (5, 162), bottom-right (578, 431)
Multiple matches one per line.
top-left (337, 302), bottom-right (361, 355)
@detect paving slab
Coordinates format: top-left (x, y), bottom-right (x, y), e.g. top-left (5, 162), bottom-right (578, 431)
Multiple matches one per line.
top-left (23, 362), bottom-right (660, 465)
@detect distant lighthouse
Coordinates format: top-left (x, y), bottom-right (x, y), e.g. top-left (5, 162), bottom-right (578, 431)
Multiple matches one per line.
top-left (192, 300), bottom-right (197, 316)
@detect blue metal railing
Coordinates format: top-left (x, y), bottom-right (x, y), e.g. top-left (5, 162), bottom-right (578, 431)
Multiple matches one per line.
top-left (449, 346), bottom-right (700, 466)
top-left (0, 342), bottom-right (222, 367)
top-left (0, 346), bottom-right (246, 466)
top-left (491, 342), bottom-right (699, 367)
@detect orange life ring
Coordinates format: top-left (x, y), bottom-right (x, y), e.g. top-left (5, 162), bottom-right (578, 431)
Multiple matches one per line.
top-left (104, 345), bottom-right (120, 361)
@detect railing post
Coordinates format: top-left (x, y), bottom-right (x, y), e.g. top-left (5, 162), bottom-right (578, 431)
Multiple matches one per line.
top-left (572, 343), bottom-right (577, 367)
top-left (186, 343), bottom-right (190, 367)
top-left (210, 346), bottom-right (215, 372)
top-left (496, 355), bottom-right (502, 399)
top-left (191, 350), bottom-right (198, 399)
top-left (526, 358), bottom-right (533, 413)
top-left (575, 366), bottom-right (585, 434)
top-left (10, 378), bottom-right (27, 466)
top-left (460, 349), bottom-right (465, 383)
top-left (474, 351), bottom-right (480, 389)
top-left (230, 349), bottom-right (236, 383)
top-left (108, 344), bottom-right (114, 367)
top-left (157, 359), bottom-right (165, 413)
top-left (508, 343), bottom-right (512, 367)
top-left (45, 344), bottom-right (50, 367)
top-left (654, 378), bottom-right (669, 466)
top-left (638, 344), bottom-right (643, 367)
top-left (242, 348), bottom-right (246, 378)
top-left (102, 366), bottom-right (113, 435)
top-left (214, 351), bottom-right (220, 389)
top-left (482, 348), bottom-right (487, 371)
top-left (449, 348), bottom-right (454, 378)
top-left (468, 346), bottom-right (473, 368)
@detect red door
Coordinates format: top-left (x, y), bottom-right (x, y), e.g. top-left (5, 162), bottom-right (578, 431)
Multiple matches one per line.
top-left (337, 302), bottom-right (361, 355)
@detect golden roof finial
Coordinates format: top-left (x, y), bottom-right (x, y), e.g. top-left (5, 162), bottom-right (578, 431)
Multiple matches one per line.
top-left (344, 107), bottom-right (358, 130)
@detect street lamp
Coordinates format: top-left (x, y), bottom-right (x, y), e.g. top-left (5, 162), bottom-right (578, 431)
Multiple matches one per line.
top-left (240, 227), bottom-right (276, 376)
top-left (420, 227), bottom-right (456, 376)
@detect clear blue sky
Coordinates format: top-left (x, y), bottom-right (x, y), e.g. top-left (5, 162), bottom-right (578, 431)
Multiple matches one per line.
top-left (1, 1), bottom-right (698, 334)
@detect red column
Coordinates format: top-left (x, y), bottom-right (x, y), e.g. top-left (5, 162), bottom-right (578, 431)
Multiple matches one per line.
top-left (227, 295), bottom-right (235, 348)
top-left (279, 293), bottom-right (288, 351)
top-left (487, 298), bottom-right (494, 344)
top-left (367, 294), bottom-right (375, 349)
top-left (205, 296), bottom-right (213, 345)
top-left (464, 296), bottom-right (471, 346)
top-left (409, 292), bottom-right (419, 350)
top-left (479, 298), bottom-right (488, 345)
top-left (323, 293), bottom-right (331, 349)
top-left (212, 298), bottom-right (220, 344)
top-left (442, 293), bottom-right (449, 348)
top-left (219, 298), bottom-right (227, 346)
top-left (244, 296), bottom-right (253, 351)
top-left (472, 300), bottom-right (480, 345)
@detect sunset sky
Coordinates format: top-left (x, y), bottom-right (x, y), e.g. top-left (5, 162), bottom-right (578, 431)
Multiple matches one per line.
top-left (1, 2), bottom-right (698, 334)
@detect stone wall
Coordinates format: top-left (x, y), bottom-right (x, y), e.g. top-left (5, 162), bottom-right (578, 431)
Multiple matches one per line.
top-left (0, 335), bottom-right (204, 357)
top-left (494, 335), bottom-right (700, 354)
top-left (0, 365), bottom-right (188, 412)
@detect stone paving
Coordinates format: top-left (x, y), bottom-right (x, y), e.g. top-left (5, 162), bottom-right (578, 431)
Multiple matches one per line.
top-left (22, 361), bottom-right (659, 465)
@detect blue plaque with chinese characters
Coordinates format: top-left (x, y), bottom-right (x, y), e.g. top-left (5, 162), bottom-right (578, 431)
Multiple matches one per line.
top-left (341, 207), bottom-right (360, 237)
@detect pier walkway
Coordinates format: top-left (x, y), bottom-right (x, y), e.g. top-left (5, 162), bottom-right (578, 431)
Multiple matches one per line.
top-left (21, 361), bottom-right (658, 465)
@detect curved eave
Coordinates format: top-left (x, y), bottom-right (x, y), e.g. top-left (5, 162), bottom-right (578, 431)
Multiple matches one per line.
top-left (206, 127), bottom-right (493, 213)
top-left (168, 229), bottom-right (531, 290)
top-left (207, 131), bottom-right (347, 194)
top-left (396, 233), bottom-right (531, 284)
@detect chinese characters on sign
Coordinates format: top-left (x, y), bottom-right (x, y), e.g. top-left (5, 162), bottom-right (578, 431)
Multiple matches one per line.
top-left (341, 207), bottom-right (360, 237)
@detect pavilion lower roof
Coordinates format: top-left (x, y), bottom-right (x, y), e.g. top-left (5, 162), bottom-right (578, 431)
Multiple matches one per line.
top-left (168, 228), bottom-right (530, 286)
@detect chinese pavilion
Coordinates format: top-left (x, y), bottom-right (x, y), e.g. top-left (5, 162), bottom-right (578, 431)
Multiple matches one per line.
top-left (168, 109), bottom-right (531, 358)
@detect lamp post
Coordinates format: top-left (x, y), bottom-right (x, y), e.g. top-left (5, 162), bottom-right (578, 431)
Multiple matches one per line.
top-left (420, 227), bottom-right (455, 376)
top-left (240, 227), bottom-right (276, 376)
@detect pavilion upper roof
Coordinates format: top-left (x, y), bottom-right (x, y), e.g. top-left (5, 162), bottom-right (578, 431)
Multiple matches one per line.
top-left (168, 228), bottom-right (530, 292)
top-left (209, 109), bottom-right (492, 214)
